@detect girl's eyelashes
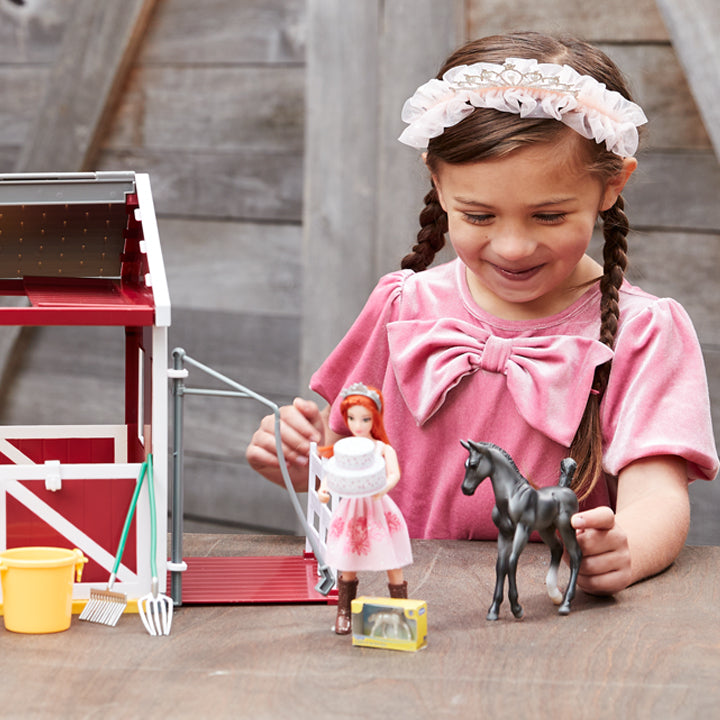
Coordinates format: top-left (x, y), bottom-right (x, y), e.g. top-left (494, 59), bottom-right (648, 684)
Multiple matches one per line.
top-left (534, 212), bottom-right (567, 224)
top-left (463, 213), bottom-right (493, 225)
top-left (461, 212), bottom-right (568, 225)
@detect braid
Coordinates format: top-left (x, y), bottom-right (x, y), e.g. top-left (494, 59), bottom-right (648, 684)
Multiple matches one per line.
top-left (400, 184), bottom-right (448, 272)
top-left (569, 195), bottom-right (629, 500)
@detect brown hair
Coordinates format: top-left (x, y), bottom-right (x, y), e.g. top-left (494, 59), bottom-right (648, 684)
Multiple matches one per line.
top-left (401, 32), bottom-right (637, 500)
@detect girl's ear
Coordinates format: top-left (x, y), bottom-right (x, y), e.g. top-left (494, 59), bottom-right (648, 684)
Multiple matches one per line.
top-left (600, 156), bottom-right (638, 211)
top-left (432, 175), bottom-right (448, 211)
top-left (424, 153), bottom-right (449, 212)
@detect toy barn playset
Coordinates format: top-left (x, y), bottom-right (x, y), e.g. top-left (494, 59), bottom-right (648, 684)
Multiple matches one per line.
top-left (0, 171), bottom-right (170, 632)
top-left (0, 171), bottom-right (422, 645)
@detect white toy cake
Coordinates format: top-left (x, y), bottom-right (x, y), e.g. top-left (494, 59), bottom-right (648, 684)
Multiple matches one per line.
top-left (324, 436), bottom-right (387, 497)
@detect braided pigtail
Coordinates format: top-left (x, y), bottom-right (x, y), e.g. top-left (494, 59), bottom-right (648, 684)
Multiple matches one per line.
top-left (569, 195), bottom-right (629, 500)
top-left (400, 183), bottom-right (448, 272)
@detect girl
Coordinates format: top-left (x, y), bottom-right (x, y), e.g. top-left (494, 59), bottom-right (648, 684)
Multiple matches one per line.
top-left (247, 32), bottom-right (718, 597)
top-left (318, 383), bottom-right (412, 634)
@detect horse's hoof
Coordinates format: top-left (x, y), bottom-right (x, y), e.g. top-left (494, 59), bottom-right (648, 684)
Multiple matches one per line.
top-left (486, 609), bottom-right (499, 621)
top-left (558, 605), bottom-right (571, 616)
top-left (512, 605), bottom-right (524, 619)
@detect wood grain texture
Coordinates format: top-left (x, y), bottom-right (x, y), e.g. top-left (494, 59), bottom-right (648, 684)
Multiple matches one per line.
top-left (160, 218), bottom-right (302, 316)
top-left (656, 0), bottom-right (720, 157)
top-left (467, 0), bottom-right (668, 41)
top-left (0, 68), bottom-right (48, 146)
top-left (0, 0), bottom-right (67, 63)
top-left (301, 0), bottom-right (464, 388)
top-left (600, 44), bottom-right (711, 150)
top-left (619, 230), bottom-right (720, 344)
top-left (14, 0), bottom-right (159, 172)
top-left (140, 0), bottom-right (305, 64)
top-left (96, 148), bottom-right (303, 222)
top-left (0, 537), bottom-right (715, 719)
top-left (374, 0), bottom-right (464, 275)
top-left (627, 151), bottom-right (720, 232)
top-left (300, 0), bottom-right (383, 390)
top-left (104, 66), bottom-right (304, 153)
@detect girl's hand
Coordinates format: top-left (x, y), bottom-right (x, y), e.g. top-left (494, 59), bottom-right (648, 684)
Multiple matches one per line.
top-left (566, 457), bottom-right (689, 597)
top-left (570, 506), bottom-right (632, 595)
top-left (318, 482), bottom-right (331, 504)
top-left (246, 399), bottom-right (329, 490)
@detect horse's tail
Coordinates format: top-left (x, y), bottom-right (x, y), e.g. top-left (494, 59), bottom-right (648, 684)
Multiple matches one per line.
top-left (558, 457), bottom-right (577, 488)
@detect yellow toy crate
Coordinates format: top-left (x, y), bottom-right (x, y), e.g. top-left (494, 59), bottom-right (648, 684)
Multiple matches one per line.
top-left (351, 596), bottom-right (427, 652)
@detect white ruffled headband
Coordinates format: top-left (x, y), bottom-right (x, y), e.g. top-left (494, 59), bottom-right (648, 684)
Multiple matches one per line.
top-left (398, 57), bottom-right (648, 157)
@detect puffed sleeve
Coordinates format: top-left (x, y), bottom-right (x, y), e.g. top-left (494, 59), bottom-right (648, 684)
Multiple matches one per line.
top-left (310, 270), bottom-right (411, 434)
top-left (601, 298), bottom-right (718, 481)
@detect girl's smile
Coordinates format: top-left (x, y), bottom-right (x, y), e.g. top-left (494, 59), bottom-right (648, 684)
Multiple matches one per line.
top-left (488, 261), bottom-right (544, 282)
top-left (432, 135), bottom-right (634, 320)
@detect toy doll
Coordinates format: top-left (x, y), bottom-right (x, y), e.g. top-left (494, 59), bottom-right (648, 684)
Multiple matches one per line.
top-left (318, 383), bottom-right (413, 635)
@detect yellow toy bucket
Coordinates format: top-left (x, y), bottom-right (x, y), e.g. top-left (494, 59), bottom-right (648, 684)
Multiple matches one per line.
top-left (0, 547), bottom-right (88, 633)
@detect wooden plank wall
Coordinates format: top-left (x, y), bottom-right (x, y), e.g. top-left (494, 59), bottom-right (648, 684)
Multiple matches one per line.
top-left (0, 0), bottom-right (718, 542)
top-left (301, 0), bottom-right (464, 386)
top-left (0, 0), bottom-right (306, 534)
top-left (656, 0), bottom-right (720, 157)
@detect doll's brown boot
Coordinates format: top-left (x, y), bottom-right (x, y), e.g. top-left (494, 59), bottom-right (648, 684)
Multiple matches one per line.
top-left (334, 578), bottom-right (359, 634)
top-left (388, 581), bottom-right (408, 599)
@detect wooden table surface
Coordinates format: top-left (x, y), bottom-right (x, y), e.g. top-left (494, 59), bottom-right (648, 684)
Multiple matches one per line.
top-left (0, 535), bottom-right (718, 720)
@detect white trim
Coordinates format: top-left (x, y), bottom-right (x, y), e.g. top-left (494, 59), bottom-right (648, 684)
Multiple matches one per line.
top-left (0, 463), bottom-right (141, 482)
top-left (134, 173), bottom-right (171, 327)
top-left (151, 326), bottom-right (169, 592)
top-left (137, 346), bottom-right (145, 446)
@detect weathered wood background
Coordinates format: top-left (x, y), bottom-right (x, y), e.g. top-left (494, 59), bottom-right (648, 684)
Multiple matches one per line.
top-left (0, 0), bottom-right (718, 543)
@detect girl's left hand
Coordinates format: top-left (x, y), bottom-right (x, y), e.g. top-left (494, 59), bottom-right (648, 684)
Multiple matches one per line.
top-left (570, 506), bottom-right (632, 595)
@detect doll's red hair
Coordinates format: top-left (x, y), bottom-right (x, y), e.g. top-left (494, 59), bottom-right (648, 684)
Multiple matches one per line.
top-left (319, 386), bottom-right (390, 457)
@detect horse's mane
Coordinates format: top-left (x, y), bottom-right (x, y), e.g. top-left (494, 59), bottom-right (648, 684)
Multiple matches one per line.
top-left (477, 441), bottom-right (525, 480)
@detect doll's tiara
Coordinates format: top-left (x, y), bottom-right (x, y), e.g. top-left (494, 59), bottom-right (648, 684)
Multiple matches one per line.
top-left (398, 57), bottom-right (647, 157)
top-left (340, 383), bottom-right (382, 412)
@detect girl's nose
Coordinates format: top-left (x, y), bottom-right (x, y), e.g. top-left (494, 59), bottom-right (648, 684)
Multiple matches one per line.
top-left (490, 225), bottom-right (536, 261)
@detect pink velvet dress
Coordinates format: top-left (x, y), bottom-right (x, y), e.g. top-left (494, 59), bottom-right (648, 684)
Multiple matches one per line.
top-left (325, 442), bottom-right (413, 572)
top-left (311, 259), bottom-right (718, 540)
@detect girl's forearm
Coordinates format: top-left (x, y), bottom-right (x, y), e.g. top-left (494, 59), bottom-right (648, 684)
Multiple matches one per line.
top-left (616, 456), bottom-right (690, 585)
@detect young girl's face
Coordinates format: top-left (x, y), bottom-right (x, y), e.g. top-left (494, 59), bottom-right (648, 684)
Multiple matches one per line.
top-left (432, 135), bottom-right (632, 319)
top-left (345, 404), bottom-right (374, 438)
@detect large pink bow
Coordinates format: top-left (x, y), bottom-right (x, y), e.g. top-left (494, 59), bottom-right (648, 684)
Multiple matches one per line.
top-left (387, 318), bottom-right (614, 446)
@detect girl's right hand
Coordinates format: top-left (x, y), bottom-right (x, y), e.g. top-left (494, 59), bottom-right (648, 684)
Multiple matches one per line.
top-left (317, 485), bottom-right (331, 504)
top-left (245, 398), bottom-right (327, 490)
